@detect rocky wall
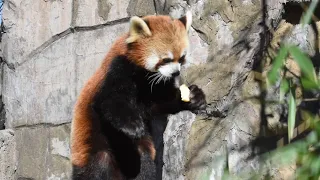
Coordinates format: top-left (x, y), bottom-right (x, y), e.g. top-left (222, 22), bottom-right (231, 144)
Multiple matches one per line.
top-left (0, 0), bottom-right (317, 179)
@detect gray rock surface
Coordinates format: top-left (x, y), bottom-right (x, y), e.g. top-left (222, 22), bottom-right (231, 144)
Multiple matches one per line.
top-left (3, 23), bottom-right (128, 128)
top-left (15, 124), bottom-right (71, 180)
top-left (2, 0), bottom-right (72, 65)
top-left (73, 0), bottom-right (130, 26)
top-left (0, 0), bottom-right (316, 179)
top-left (162, 111), bottom-right (196, 180)
top-left (0, 94), bottom-right (5, 130)
top-left (284, 24), bottom-right (316, 56)
top-left (127, 0), bottom-right (156, 17)
top-left (0, 129), bottom-right (17, 180)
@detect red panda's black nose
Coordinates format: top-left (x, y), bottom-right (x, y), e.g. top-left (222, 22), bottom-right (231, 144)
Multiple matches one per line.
top-left (172, 71), bottom-right (180, 77)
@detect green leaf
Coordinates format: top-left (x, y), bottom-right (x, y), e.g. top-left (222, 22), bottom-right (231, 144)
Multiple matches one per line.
top-left (288, 46), bottom-right (318, 85)
top-left (306, 131), bottom-right (317, 144)
top-left (266, 141), bottom-right (300, 165)
top-left (268, 46), bottom-right (289, 85)
top-left (301, 77), bottom-right (320, 90)
top-left (302, 0), bottom-right (319, 25)
top-left (280, 79), bottom-right (289, 102)
top-left (311, 156), bottom-right (320, 175)
top-left (288, 87), bottom-right (296, 142)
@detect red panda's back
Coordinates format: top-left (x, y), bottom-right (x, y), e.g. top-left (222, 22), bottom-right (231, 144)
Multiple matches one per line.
top-left (70, 34), bottom-right (128, 168)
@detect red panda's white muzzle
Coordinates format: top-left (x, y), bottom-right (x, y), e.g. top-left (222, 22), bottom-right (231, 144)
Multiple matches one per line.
top-left (158, 62), bottom-right (181, 78)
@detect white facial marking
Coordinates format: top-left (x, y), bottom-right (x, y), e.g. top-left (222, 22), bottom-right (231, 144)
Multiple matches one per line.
top-left (145, 52), bottom-right (159, 71)
top-left (174, 76), bottom-right (182, 88)
top-left (185, 11), bottom-right (192, 31)
top-left (167, 51), bottom-right (174, 59)
top-left (160, 51), bottom-right (174, 59)
top-left (158, 62), bottom-right (181, 77)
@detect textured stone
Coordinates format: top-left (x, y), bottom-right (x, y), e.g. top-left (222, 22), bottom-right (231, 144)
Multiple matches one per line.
top-left (3, 34), bottom-right (76, 128)
top-left (185, 101), bottom-right (260, 180)
top-left (185, 118), bottom-right (232, 180)
top-left (160, 0), bottom-right (316, 178)
top-left (0, 129), bottom-right (17, 180)
top-left (187, 0), bottom-right (261, 46)
top-left (185, 27), bottom-right (209, 66)
top-left (167, 1), bottom-right (189, 19)
top-left (284, 24), bottom-right (316, 56)
top-left (73, 0), bottom-right (130, 26)
top-left (2, 0), bottom-right (316, 179)
top-left (15, 124), bottom-right (71, 180)
top-left (183, 55), bottom-right (237, 103)
top-left (2, 0), bottom-right (73, 65)
top-left (162, 111), bottom-right (196, 180)
top-left (3, 23), bottom-right (128, 128)
top-left (226, 102), bottom-right (261, 174)
top-left (0, 93), bottom-right (5, 130)
top-left (127, 0), bottom-right (156, 17)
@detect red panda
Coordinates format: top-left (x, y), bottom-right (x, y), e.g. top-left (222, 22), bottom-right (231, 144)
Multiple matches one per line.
top-left (71, 11), bottom-right (206, 180)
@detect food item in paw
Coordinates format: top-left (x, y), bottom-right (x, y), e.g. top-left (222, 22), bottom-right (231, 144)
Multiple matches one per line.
top-left (179, 84), bottom-right (190, 102)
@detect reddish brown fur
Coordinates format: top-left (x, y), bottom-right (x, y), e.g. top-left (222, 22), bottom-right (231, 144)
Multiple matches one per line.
top-left (71, 35), bottom-right (129, 167)
top-left (127, 15), bottom-right (189, 66)
top-left (137, 136), bottom-right (157, 160)
top-left (71, 15), bottom-right (188, 168)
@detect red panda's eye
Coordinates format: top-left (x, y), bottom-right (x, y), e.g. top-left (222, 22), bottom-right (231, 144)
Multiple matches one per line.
top-left (162, 58), bottom-right (173, 64)
top-left (179, 55), bottom-right (186, 64)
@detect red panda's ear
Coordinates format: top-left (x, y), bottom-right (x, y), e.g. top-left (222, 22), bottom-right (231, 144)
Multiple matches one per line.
top-left (178, 11), bottom-right (192, 31)
top-left (126, 16), bottom-right (152, 44)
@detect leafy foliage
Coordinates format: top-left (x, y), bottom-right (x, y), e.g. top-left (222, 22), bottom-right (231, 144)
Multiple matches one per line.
top-left (264, 0), bottom-right (320, 178)
top-left (267, 46), bottom-right (288, 85)
top-left (288, 86), bottom-right (296, 142)
top-left (209, 1), bottom-right (320, 179)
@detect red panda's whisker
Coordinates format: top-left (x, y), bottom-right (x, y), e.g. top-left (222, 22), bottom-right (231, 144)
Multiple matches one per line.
top-left (150, 73), bottom-right (161, 92)
top-left (148, 73), bottom-right (159, 80)
top-left (156, 75), bottom-right (163, 84)
top-left (164, 76), bottom-right (169, 84)
top-left (148, 73), bottom-right (160, 84)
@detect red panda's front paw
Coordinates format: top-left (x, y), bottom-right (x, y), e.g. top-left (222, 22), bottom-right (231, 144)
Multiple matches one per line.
top-left (183, 85), bottom-right (207, 112)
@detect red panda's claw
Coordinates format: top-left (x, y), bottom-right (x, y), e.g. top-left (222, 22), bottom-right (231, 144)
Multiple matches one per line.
top-left (185, 85), bottom-right (207, 112)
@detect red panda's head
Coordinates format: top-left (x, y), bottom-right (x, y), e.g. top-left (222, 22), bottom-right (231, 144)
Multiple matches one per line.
top-left (126, 12), bottom-right (192, 78)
